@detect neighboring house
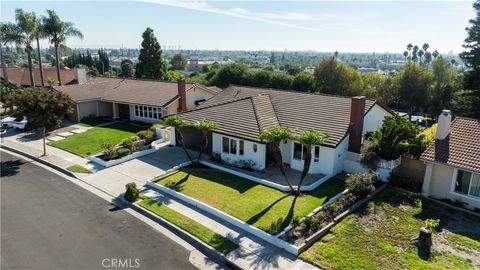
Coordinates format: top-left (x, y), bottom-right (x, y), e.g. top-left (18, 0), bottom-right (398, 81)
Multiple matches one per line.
top-left (55, 77), bottom-right (221, 123)
top-left (0, 67), bottom-right (89, 87)
top-left (175, 85), bottom-right (392, 176)
top-left (420, 110), bottom-right (480, 210)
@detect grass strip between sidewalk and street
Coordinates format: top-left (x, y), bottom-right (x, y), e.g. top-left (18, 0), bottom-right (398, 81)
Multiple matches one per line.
top-left (138, 196), bottom-right (239, 255)
top-left (66, 164), bottom-right (91, 173)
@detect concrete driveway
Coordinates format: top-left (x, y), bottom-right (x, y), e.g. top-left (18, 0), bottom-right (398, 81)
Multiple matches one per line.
top-left (84, 146), bottom-right (191, 194)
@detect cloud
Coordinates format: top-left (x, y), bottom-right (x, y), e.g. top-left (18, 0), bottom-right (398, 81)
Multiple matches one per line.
top-left (138, 0), bottom-right (316, 30)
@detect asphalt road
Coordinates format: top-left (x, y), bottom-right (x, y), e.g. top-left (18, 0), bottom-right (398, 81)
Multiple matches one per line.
top-left (0, 151), bottom-right (196, 270)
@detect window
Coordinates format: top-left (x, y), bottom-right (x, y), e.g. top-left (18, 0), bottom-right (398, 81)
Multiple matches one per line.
top-left (314, 146), bottom-right (320, 162)
top-left (222, 137), bottom-right (229, 153)
top-left (293, 143), bottom-right (308, 161)
top-left (134, 105), bottom-right (162, 120)
top-left (454, 169), bottom-right (480, 198)
top-left (253, 144), bottom-right (258, 152)
top-left (239, 140), bottom-right (244, 155)
top-left (230, 139), bottom-right (237, 154)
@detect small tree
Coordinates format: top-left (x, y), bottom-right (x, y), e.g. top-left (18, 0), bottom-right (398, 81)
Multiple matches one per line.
top-left (170, 53), bottom-right (187, 70)
top-left (259, 127), bottom-right (296, 193)
top-left (5, 89), bottom-right (73, 155)
top-left (119, 59), bottom-right (134, 78)
top-left (46, 76), bottom-right (58, 88)
top-left (345, 172), bottom-right (376, 198)
top-left (296, 130), bottom-right (329, 195)
top-left (124, 182), bottom-right (139, 202)
top-left (194, 120), bottom-right (218, 164)
top-left (164, 115), bottom-right (193, 162)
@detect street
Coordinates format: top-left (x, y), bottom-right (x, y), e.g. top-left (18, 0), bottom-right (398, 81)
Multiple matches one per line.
top-left (0, 151), bottom-right (196, 270)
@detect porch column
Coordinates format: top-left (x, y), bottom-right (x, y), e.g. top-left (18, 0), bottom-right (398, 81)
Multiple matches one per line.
top-left (112, 102), bottom-right (119, 119)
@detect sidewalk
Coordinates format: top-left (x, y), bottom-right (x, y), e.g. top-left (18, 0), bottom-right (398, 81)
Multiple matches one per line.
top-left (1, 134), bottom-right (319, 270)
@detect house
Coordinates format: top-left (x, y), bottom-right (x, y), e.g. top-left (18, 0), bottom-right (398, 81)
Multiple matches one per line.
top-left (1, 67), bottom-right (89, 87)
top-left (174, 85), bottom-right (392, 177)
top-left (420, 110), bottom-right (480, 210)
top-left (55, 77), bottom-right (221, 123)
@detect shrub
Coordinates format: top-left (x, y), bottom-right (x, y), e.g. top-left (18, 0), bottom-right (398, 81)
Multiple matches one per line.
top-left (150, 124), bottom-right (163, 133)
top-left (124, 182), bottom-right (139, 202)
top-left (136, 129), bottom-right (155, 143)
top-left (122, 136), bottom-right (139, 152)
top-left (101, 142), bottom-right (117, 160)
top-left (345, 172), bottom-right (376, 198)
top-left (360, 150), bottom-right (380, 171)
top-left (116, 147), bottom-right (130, 157)
top-left (424, 219), bottom-right (440, 231)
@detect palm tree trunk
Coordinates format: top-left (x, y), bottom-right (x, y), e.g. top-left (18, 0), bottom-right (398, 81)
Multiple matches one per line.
top-left (26, 50), bottom-right (35, 89)
top-left (176, 129), bottom-right (193, 163)
top-left (36, 37), bottom-right (45, 88)
top-left (42, 127), bottom-right (46, 156)
top-left (0, 43), bottom-right (9, 84)
top-left (54, 45), bottom-right (62, 85)
top-left (273, 144), bottom-right (295, 193)
top-left (297, 146), bottom-right (312, 195)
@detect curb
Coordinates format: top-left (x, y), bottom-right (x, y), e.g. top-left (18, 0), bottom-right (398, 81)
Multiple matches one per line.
top-left (0, 145), bottom-right (231, 269)
top-left (0, 144), bottom-right (77, 178)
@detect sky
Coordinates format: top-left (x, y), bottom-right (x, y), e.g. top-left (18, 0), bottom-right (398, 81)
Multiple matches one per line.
top-left (0, 0), bottom-right (476, 53)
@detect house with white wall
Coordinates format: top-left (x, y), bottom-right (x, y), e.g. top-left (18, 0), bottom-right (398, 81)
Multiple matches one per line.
top-left (420, 111), bottom-right (480, 210)
top-left (175, 85), bottom-right (392, 177)
top-left (55, 78), bottom-right (220, 123)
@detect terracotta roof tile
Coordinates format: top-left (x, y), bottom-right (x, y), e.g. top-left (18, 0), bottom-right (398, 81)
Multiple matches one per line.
top-left (1, 67), bottom-right (77, 86)
top-left (420, 117), bottom-right (480, 172)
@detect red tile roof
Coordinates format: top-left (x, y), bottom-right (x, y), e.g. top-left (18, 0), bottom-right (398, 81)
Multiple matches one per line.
top-left (421, 117), bottom-right (480, 172)
top-left (0, 67), bottom-right (77, 86)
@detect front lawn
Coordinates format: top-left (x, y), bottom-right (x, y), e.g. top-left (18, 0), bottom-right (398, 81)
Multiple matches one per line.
top-left (48, 123), bottom-right (145, 157)
top-left (300, 187), bottom-right (480, 270)
top-left (139, 196), bottom-right (239, 254)
top-left (77, 116), bottom-right (113, 127)
top-left (154, 168), bottom-right (346, 235)
top-left (66, 164), bottom-right (90, 173)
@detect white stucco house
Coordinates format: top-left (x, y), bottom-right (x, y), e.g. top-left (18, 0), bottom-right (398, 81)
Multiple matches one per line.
top-left (55, 78), bottom-right (221, 123)
top-left (174, 85), bottom-right (392, 179)
top-left (421, 111), bottom-right (480, 210)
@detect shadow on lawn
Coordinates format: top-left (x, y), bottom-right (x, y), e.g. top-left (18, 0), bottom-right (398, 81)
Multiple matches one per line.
top-left (164, 172), bottom-right (191, 192)
top-left (247, 195), bottom-right (298, 234)
top-left (186, 168), bottom-right (257, 194)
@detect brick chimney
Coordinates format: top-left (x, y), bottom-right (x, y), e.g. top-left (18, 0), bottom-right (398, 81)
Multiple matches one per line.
top-left (436, 110), bottom-right (452, 140)
top-left (177, 78), bottom-right (187, 112)
top-left (348, 96), bottom-right (366, 153)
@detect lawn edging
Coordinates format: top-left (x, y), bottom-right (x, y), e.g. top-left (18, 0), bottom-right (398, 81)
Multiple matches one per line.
top-left (146, 178), bottom-right (301, 255)
top-left (199, 160), bottom-right (333, 192)
top-left (297, 183), bottom-right (388, 254)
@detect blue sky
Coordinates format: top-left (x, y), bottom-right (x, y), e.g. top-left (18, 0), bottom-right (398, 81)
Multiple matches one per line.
top-left (0, 0), bottom-right (475, 53)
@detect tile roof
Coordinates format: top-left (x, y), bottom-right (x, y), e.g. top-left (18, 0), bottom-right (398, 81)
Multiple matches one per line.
top-left (1, 67), bottom-right (77, 86)
top-left (54, 77), bottom-right (195, 107)
top-left (179, 85), bottom-right (381, 147)
top-left (420, 117), bottom-right (480, 173)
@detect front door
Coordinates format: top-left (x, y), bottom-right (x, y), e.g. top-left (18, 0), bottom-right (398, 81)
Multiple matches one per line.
top-left (118, 104), bottom-right (130, 119)
top-left (265, 142), bottom-right (275, 167)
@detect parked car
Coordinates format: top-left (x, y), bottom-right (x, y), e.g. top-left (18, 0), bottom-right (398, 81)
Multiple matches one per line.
top-left (1, 116), bottom-right (16, 127)
top-left (12, 117), bottom-right (28, 129)
top-left (0, 128), bottom-right (6, 135)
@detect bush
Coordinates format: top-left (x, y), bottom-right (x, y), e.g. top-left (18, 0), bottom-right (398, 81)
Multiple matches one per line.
top-left (101, 142), bottom-right (117, 160)
top-left (424, 219), bottom-right (440, 231)
top-left (360, 150), bottom-right (380, 171)
top-left (149, 124), bottom-right (163, 133)
top-left (122, 136), bottom-right (139, 152)
top-left (136, 129), bottom-right (155, 143)
top-left (124, 182), bottom-right (139, 202)
top-left (116, 147), bottom-right (130, 157)
top-left (345, 172), bottom-right (376, 198)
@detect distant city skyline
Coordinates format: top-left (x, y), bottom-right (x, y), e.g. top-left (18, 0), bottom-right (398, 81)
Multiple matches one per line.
top-left (0, 0), bottom-right (475, 53)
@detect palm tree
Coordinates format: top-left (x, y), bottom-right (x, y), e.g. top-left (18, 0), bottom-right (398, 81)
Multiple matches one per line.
top-left (259, 127), bottom-right (296, 193)
top-left (403, 51), bottom-right (408, 61)
top-left (164, 115), bottom-right (193, 163)
top-left (6, 9), bottom-right (37, 89)
top-left (0, 23), bottom-right (19, 85)
top-left (432, 50), bottom-right (439, 59)
top-left (422, 43), bottom-right (429, 53)
top-left (33, 13), bottom-right (46, 88)
top-left (296, 130), bottom-right (329, 195)
top-left (42, 10), bottom-right (83, 85)
top-left (194, 120), bottom-right (218, 164)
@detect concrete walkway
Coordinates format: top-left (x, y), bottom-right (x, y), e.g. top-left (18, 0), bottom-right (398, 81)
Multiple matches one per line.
top-left (0, 129), bottom-right (319, 270)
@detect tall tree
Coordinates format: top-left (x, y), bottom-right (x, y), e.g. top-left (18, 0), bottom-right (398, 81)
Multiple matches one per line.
top-left (33, 13), bottom-right (46, 87)
top-left (396, 61), bottom-right (433, 114)
top-left (427, 57), bottom-right (461, 116)
top-left (42, 10), bottom-right (83, 85)
top-left (4, 89), bottom-right (73, 155)
top-left (259, 127), bottom-right (296, 193)
top-left (296, 130), bottom-right (329, 195)
top-left (135, 27), bottom-right (168, 80)
top-left (291, 71), bottom-right (315, 92)
top-left (170, 53), bottom-right (187, 70)
top-left (209, 63), bottom-right (248, 88)
top-left (0, 23), bottom-right (20, 85)
top-left (459, 0), bottom-right (480, 118)
top-left (194, 120), bottom-right (218, 164)
top-left (313, 56), bottom-right (363, 96)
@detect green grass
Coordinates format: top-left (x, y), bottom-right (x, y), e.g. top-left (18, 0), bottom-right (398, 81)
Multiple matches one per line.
top-left (154, 168), bottom-right (346, 235)
top-left (138, 196), bottom-right (239, 254)
top-left (300, 187), bottom-right (480, 270)
top-left (48, 123), bottom-right (144, 157)
top-left (66, 164), bottom-right (91, 173)
top-left (77, 117), bottom-right (113, 127)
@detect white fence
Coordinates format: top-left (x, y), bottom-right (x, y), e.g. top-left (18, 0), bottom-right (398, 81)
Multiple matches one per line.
top-left (343, 151), bottom-right (401, 181)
